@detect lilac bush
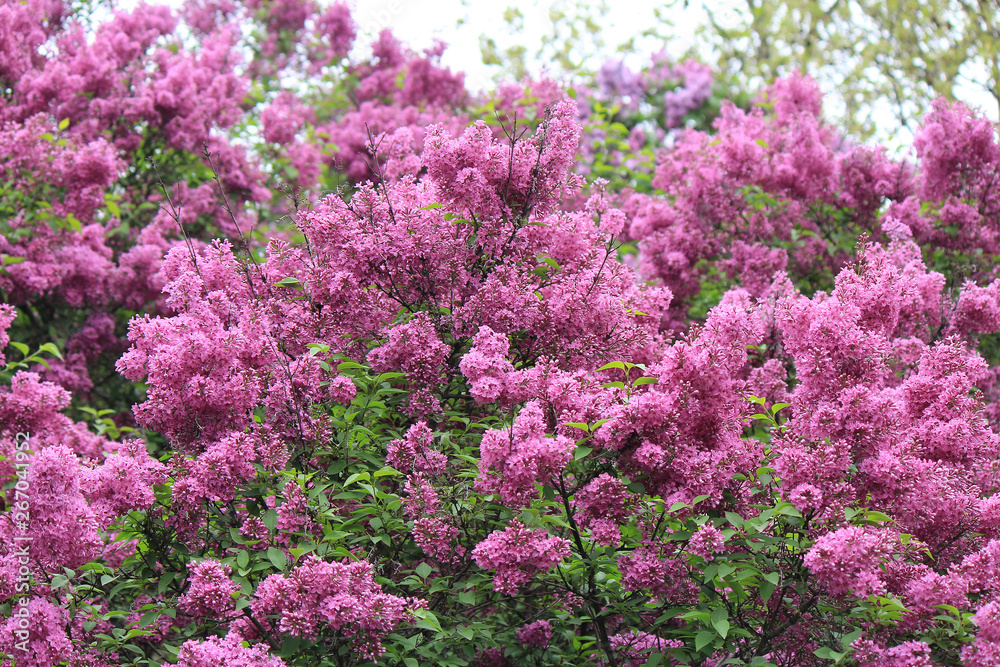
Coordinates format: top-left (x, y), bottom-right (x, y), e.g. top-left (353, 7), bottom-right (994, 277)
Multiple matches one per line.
top-left (2, 1), bottom-right (1000, 666)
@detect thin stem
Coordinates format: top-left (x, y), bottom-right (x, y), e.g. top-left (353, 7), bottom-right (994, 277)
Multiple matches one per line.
top-left (147, 157), bottom-right (203, 284)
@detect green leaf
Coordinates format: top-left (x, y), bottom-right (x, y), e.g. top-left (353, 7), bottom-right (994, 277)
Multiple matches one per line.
top-left (759, 580), bottom-right (776, 602)
top-left (840, 628), bottom-right (863, 650)
top-left (774, 503), bottom-right (802, 518)
top-left (574, 445), bottom-right (593, 461)
top-left (415, 562), bottom-right (433, 579)
top-left (597, 361), bottom-right (627, 372)
top-left (872, 595), bottom-right (909, 612)
top-left (344, 472), bottom-right (370, 486)
top-left (138, 610), bottom-right (160, 628)
top-left (411, 608), bottom-right (443, 633)
top-left (58, 117), bottom-right (70, 130)
top-left (157, 573), bottom-right (175, 595)
top-left (710, 607), bottom-right (729, 639)
top-left (267, 547), bottom-right (287, 571)
top-left (633, 376), bottom-right (658, 386)
top-left (37, 342), bottom-right (63, 360)
top-left (695, 630), bottom-right (715, 651)
top-left (236, 550), bottom-right (249, 569)
top-left (814, 647), bottom-right (845, 661)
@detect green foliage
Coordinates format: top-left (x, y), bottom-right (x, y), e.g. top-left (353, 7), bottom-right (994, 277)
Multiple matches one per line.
top-left (673, 0), bottom-right (1000, 140)
top-left (0, 331), bottom-right (63, 384)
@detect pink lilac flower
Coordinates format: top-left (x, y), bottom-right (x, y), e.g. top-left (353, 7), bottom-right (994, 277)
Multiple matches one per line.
top-left (241, 515), bottom-right (270, 544)
top-left (687, 524), bottom-right (725, 560)
top-left (412, 517), bottom-right (460, 562)
top-left (0, 597), bottom-right (74, 667)
top-left (176, 632), bottom-right (287, 667)
top-left (252, 556), bottom-right (419, 660)
top-left (386, 421), bottom-right (447, 475)
top-left (608, 630), bottom-right (684, 667)
top-left (0, 304), bottom-right (16, 366)
top-left (618, 546), bottom-right (697, 604)
top-left (401, 473), bottom-right (441, 518)
top-left (949, 279), bottom-right (1000, 337)
top-left (804, 526), bottom-right (897, 597)
top-left (179, 559), bottom-right (240, 617)
top-left (573, 474), bottom-right (635, 545)
top-left (517, 620), bottom-right (552, 648)
top-left (308, 2), bottom-right (354, 69)
top-left (23, 445), bottom-right (102, 570)
top-left (423, 99), bottom-right (581, 223)
top-left (852, 638), bottom-right (936, 667)
top-left (367, 313), bottom-right (449, 415)
top-left (459, 326), bottom-right (515, 404)
top-left (592, 289), bottom-right (765, 506)
top-left (274, 480), bottom-right (318, 538)
top-left (80, 439), bottom-right (167, 527)
top-left (961, 602), bottom-right (1000, 667)
top-left (477, 400), bottom-right (575, 506)
top-left (116, 242), bottom-right (269, 450)
top-left (471, 520), bottom-right (571, 595)
top-left (326, 375), bottom-right (356, 404)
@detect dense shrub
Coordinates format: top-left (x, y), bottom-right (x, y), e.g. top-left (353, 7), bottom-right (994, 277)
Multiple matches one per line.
top-left (2, 1), bottom-right (1000, 666)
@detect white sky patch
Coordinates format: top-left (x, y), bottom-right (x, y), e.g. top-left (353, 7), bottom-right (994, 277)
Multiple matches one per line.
top-left (354, 0), bottom-right (1000, 152)
top-left (107, 0), bottom-right (1000, 150)
top-left (350, 0), bottom-right (711, 92)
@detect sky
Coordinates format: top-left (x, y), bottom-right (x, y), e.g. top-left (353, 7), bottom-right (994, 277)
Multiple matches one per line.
top-left (351, 0), bottom-right (711, 93)
top-left (108, 0), bottom-right (999, 151)
top-left (351, 0), bottom-right (1000, 153)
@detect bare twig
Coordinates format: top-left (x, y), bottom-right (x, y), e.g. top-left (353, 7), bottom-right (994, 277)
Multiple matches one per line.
top-left (202, 144), bottom-right (263, 295)
top-left (147, 157), bottom-right (203, 283)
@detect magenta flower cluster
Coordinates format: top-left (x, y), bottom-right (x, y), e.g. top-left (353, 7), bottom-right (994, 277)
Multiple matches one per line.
top-left (4, 0), bottom-right (1000, 664)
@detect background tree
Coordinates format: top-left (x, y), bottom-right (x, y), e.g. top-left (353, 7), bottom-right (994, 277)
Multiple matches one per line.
top-left (477, 0), bottom-right (1000, 141)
